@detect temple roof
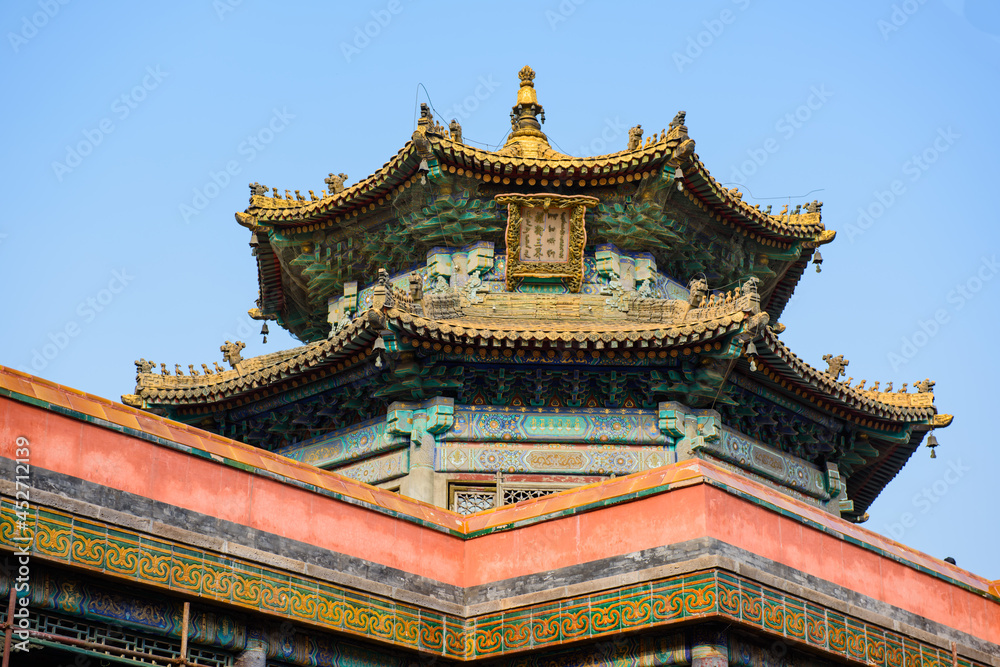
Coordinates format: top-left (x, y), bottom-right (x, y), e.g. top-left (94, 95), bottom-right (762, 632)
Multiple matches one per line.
top-left (238, 66), bottom-right (834, 341)
top-left (132, 66), bottom-right (953, 521)
top-left (124, 276), bottom-right (949, 519)
top-left (126, 291), bottom-right (759, 408)
top-left (126, 311), bottom-right (946, 429)
top-left (126, 287), bottom-right (947, 430)
top-left (245, 137), bottom-right (829, 244)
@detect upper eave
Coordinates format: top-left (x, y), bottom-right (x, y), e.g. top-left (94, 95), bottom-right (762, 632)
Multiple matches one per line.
top-left (682, 153), bottom-right (831, 244)
top-left (238, 129), bottom-right (835, 252)
top-left (240, 141), bottom-right (421, 229)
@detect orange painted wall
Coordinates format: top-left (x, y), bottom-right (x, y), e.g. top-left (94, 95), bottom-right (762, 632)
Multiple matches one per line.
top-left (701, 486), bottom-right (1000, 642)
top-left (0, 398), bottom-right (466, 586)
top-left (1, 391), bottom-right (997, 645)
top-left (462, 484), bottom-right (709, 585)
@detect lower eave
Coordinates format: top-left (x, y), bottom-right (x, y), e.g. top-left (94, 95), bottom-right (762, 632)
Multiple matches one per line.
top-left (128, 308), bottom-right (751, 410)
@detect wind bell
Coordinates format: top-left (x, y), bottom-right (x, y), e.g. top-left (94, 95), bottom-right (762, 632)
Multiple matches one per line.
top-left (746, 340), bottom-right (759, 372)
top-left (925, 431), bottom-right (939, 459)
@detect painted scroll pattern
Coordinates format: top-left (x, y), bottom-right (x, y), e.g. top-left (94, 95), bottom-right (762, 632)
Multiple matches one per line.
top-left (277, 418), bottom-right (391, 468)
top-left (437, 443), bottom-right (668, 475)
top-left (0, 500), bottom-right (980, 666)
top-left (447, 407), bottom-right (667, 445)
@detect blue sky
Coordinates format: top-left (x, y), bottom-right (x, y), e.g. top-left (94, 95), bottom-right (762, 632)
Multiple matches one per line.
top-left (3, 1), bottom-right (999, 578)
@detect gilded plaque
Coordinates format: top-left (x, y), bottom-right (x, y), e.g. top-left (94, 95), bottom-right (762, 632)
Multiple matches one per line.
top-left (496, 193), bottom-right (599, 292)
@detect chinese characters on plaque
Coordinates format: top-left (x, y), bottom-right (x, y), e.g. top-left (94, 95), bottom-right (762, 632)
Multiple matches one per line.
top-left (496, 193), bottom-right (599, 293)
top-left (519, 206), bottom-right (571, 263)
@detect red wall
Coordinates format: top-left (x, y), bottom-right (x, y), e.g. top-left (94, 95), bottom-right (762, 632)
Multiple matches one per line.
top-left (1, 389), bottom-right (996, 644)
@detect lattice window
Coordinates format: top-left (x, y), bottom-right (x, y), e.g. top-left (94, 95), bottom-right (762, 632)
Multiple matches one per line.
top-left (451, 485), bottom-right (497, 515)
top-left (502, 487), bottom-right (559, 504)
top-left (21, 609), bottom-right (233, 666)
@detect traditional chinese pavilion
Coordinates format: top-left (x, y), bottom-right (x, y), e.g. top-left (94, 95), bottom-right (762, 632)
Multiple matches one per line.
top-left (1, 67), bottom-right (996, 667)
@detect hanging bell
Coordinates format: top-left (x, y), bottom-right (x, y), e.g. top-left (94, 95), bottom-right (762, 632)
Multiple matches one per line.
top-left (675, 167), bottom-right (684, 191)
top-left (261, 323), bottom-right (269, 344)
top-left (926, 432), bottom-right (938, 459)
top-left (746, 340), bottom-right (758, 372)
top-left (813, 251), bottom-right (823, 273)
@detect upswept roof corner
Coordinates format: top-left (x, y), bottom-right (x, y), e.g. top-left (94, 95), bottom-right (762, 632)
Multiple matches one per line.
top-left (757, 326), bottom-right (947, 426)
top-left (752, 325), bottom-right (950, 516)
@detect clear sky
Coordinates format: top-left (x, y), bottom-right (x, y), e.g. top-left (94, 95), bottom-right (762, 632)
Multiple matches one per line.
top-left (3, 1), bottom-right (999, 578)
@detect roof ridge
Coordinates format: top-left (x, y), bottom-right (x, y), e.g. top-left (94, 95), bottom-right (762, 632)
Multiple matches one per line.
top-left (760, 327), bottom-right (947, 422)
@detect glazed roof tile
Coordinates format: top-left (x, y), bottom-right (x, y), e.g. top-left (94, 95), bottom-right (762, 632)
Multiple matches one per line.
top-left (242, 131), bottom-right (833, 250)
top-left (682, 153), bottom-right (830, 242)
top-left (390, 309), bottom-right (745, 343)
top-left (129, 298), bottom-right (945, 439)
top-left (130, 304), bottom-right (751, 406)
top-left (758, 327), bottom-right (945, 424)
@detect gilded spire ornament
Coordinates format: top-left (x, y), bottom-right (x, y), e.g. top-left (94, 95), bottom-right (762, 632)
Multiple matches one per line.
top-left (499, 66), bottom-right (565, 159)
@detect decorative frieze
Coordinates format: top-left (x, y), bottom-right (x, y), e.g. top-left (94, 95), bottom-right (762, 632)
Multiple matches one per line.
top-left (437, 442), bottom-right (669, 475)
top-left (2, 501), bottom-right (980, 666)
top-left (447, 406), bottom-right (667, 445)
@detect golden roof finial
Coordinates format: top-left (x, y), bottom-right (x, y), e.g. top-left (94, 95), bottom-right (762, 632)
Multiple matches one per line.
top-left (499, 66), bottom-right (567, 159)
top-left (516, 65), bottom-right (539, 107)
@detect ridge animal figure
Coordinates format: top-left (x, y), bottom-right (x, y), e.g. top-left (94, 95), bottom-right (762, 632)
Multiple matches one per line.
top-left (822, 354), bottom-right (849, 380)
top-left (221, 341), bottom-right (246, 369)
